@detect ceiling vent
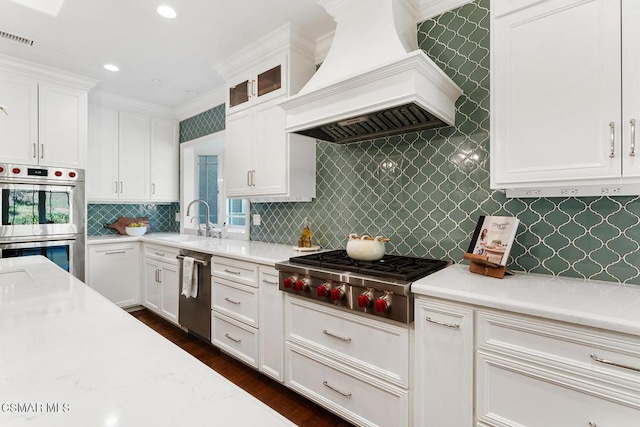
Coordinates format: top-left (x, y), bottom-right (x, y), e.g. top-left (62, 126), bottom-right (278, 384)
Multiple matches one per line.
top-left (0, 31), bottom-right (34, 46)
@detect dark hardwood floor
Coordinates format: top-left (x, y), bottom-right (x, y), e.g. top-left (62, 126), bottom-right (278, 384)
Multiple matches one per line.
top-left (130, 308), bottom-right (354, 427)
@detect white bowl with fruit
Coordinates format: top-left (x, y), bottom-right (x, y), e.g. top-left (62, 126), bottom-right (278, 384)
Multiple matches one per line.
top-left (125, 222), bottom-right (147, 236)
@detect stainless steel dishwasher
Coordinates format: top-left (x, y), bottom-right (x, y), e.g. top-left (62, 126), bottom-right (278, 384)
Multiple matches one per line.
top-left (177, 249), bottom-right (212, 341)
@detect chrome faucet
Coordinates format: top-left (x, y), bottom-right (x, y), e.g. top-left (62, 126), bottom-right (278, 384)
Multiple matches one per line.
top-left (186, 200), bottom-right (212, 237)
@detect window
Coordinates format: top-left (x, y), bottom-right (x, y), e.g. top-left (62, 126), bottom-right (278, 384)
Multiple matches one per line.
top-left (197, 155), bottom-right (218, 225)
top-left (227, 199), bottom-right (246, 226)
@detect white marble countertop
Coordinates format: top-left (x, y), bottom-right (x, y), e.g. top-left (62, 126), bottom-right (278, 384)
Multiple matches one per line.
top-left (0, 256), bottom-right (295, 427)
top-left (412, 264), bottom-right (640, 336)
top-left (87, 233), bottom-right (320, 266)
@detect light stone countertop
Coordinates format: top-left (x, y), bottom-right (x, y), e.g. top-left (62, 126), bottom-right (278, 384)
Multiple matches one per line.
top-left (87, 233), bottom-right (320, 266)
top-left (412, 264), bottom-right (640, 336)
top-left (0, 256), bottom-right (295, 427)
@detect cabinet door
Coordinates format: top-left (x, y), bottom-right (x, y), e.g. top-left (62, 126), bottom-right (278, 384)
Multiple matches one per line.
top-left (253, 102), bottom-right (287, 196)
top-left (415, 298), bottom-right (473, 427)
top-left (150, 118), bottom-right (178, 201)
top-left (227, 76), bottom-right (251, 113)
top-left (118, 111), bottom-right (150, 200)
top-left (623, 0), bottom-right (640, 178)
top-left (0, 71), bottom-right (38, 165)
top-left (491, 0), bottom-right (621, 187)
top-left (38, 82), bottom-right (87, 168)
top-left (143, 259), bottom-right (161, 313)
top-left (258, 267), bottom-right (284, 382)
top-left (224, 110), bottom-right (254, 197)
top-left (87, 104), bottom-right (119, 200)
top-left (160, 262), bottom-right (179, 324)
top-left (88, 244), bottom-right (140, 308)
top-left (255, 55), bottom-right (287, 105)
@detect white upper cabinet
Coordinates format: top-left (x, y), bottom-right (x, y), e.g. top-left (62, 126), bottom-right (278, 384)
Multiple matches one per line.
top-left (217, 24), bottom-right (317, 202)
top-left (87, 102), bottom-right (178, 203)
top-left (0, 61), bottom-right (93, 169)
top-left (0, 71), bottom-right (38, 164)
top-left (491, 0), bottom-right (640, 197)
top-left (226, 55), bottom-right (287, 114)
top-left (622, 0), bottom-right (640, 178)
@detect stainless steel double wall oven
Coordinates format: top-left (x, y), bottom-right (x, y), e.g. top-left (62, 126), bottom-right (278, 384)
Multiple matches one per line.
top-left (0, 164), bottom-right (85, 280)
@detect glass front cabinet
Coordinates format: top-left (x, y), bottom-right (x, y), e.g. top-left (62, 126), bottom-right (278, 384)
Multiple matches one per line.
top-left (226, 56), bottom-right (286, 113)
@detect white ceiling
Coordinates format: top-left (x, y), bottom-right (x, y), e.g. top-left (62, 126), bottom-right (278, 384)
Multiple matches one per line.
top-left (0, 0), bottom-right (335, 108)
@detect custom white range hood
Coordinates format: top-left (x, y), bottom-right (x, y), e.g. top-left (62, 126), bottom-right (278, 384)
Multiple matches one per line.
top-left (279, 0), bottom-right (463, 144)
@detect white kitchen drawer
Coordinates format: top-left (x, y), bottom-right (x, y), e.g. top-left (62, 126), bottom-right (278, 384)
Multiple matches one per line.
top-left (212, 276), bottom-right (258, 327)
top-left (211, 312), bottom-right (258, 368)
top-left (478, 310), bottom-right (640, 393)
top-left (477, 351), bottom-right (640, 427)
top-left (286, 343), bottom-right (408, 427)
top-left (258, 267), bottom-right (279, 288)
top-left (285, 296), bottom-right (409, 387)
top-left (143, 243), bottom-right (180, 264)
top-left (212, 256), bottom-right (257, 287)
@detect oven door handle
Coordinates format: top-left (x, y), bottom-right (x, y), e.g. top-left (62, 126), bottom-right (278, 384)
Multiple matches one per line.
top-left (0, 238), bottom-right (76, 250)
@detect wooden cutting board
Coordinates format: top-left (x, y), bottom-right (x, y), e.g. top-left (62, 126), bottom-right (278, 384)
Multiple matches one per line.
top-left (107, 217), bottom-right (150, 235)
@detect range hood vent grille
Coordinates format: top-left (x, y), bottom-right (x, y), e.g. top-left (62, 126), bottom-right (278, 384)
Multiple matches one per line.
top-left (0, 31), bottom-right (34, 46)
top-left (294, 102), bottom-right (447, 144)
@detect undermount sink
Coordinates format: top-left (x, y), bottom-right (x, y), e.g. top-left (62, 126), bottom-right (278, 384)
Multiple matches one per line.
top-left (153, 234), bottom-right (203, 242)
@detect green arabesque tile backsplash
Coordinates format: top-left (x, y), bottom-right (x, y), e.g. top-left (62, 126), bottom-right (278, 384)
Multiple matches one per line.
top-left (248, 0), bottom-right (640, 285)
top-left (87, 203), bottom-right (179, 236)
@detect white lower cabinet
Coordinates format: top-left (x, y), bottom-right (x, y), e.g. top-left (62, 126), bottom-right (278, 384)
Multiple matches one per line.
top-left (258, 266), bottom-right (284, 381)
top-left (142, 244), bottom-right (180, 324)
top-left (285, 295), bottom-right (410, 427)
top-left (87, 242), bottom-right (140, 308)
top-left (414, 298), bottom-right (474, 427)
top-left (212, 311), bottom-right (259, 368)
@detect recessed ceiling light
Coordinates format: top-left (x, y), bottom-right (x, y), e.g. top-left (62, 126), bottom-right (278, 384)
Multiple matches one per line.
top-left (157, 5), bottom-right (177, 19)
top-left (103, 64), bottom-right (119, 72)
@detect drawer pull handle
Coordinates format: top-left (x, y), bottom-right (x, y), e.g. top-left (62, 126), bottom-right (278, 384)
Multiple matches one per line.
top-left (322, 329), bottom-right (351, 343)
top-left (224, 269), bottom-right (241, 275)
top-left (225, 333), bottom-right (241, 344)
top-left (224, 297), bottom-right (241, 305)
top-left (105, 251), bottom-right (125, 255)
top-left (590, 354), bottom-right (640, 372)
top-left (262, 279), bottom-right (278, 285)
top-left (154, 252), bottom-right (165, 256)
top-left (323, 380), bottom-right (352, 398)
top-left (426, 316), bottom-right (460, 329)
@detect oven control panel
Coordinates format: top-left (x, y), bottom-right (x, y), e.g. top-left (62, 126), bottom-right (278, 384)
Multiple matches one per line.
top-left (0, 163), bottom-right (83, 182)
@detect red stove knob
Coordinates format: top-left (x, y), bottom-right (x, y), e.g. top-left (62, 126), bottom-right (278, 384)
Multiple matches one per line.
top-left (317, 282), bottom-right (332, 297)
top-left (12, 168), bottom-right (20, 174)
top-left (0, 166), bottom-right (4, 173)
top-left (69, 171), bottom-right (76, 178)
top-left (55, 171), bottom-right (62, 177)
top-left (375, 293), bottom-right (392, 313)
top-left (330, 287), bottom-right (345, 301)
top-left (283, 277), bottom-right (294, 288)
top-left (358, 290), bottom-right (374, 308)
top-left (294, 278), bottom-right (309, 291)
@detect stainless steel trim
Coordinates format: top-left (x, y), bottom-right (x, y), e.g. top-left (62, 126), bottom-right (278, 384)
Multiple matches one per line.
top-left (114, 181), bottom-right (118, 193)
top-left (224, 297), bottom-right (241, 305)
top-left (590, 353), bottom-right (640, 372)
top-left (105, 251), bottom-right (125, 255)
top-left (0, 237), bottom-right (76, 249)
top-left (40, 144), bottom-right (44, 159)
top-left (251, 170), bottom-right (256, 186)
top-left (225, 333), bottom-right (241, 343)
top-left (631, 119), bottom-right (636, 157)
top-left (426, 316), bottom-right (460, 329)
top-left (246, 171), bottom-right (251, 187)
top-left (322, 329), bottom-right (352, 342)
top-left (176, 255), bottom-right (208, 266)
top-left (32, 143), bottom-right (37, 158)
top-left (322, 380), bottom-right (351, 397)
top-left (119, 181), bottom-right (123, 193)
top-left (224, 268), bottom-right (241, 275)
top-left (262, 279), bottom-right (278, 285)
top-left (152, 183), bottom-right (156, 194)
top-left (609, 121), bottom-right (616, 158)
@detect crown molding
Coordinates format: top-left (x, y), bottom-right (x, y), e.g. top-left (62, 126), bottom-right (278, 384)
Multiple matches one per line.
top-left (0, 53), bottom-right (98, 90)
top-left (174, 86), bottom-right (225, 121)
top-left (88, 90), bottom-right (176, 118)
top-left (417, 0), bottom-right (474, 22)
